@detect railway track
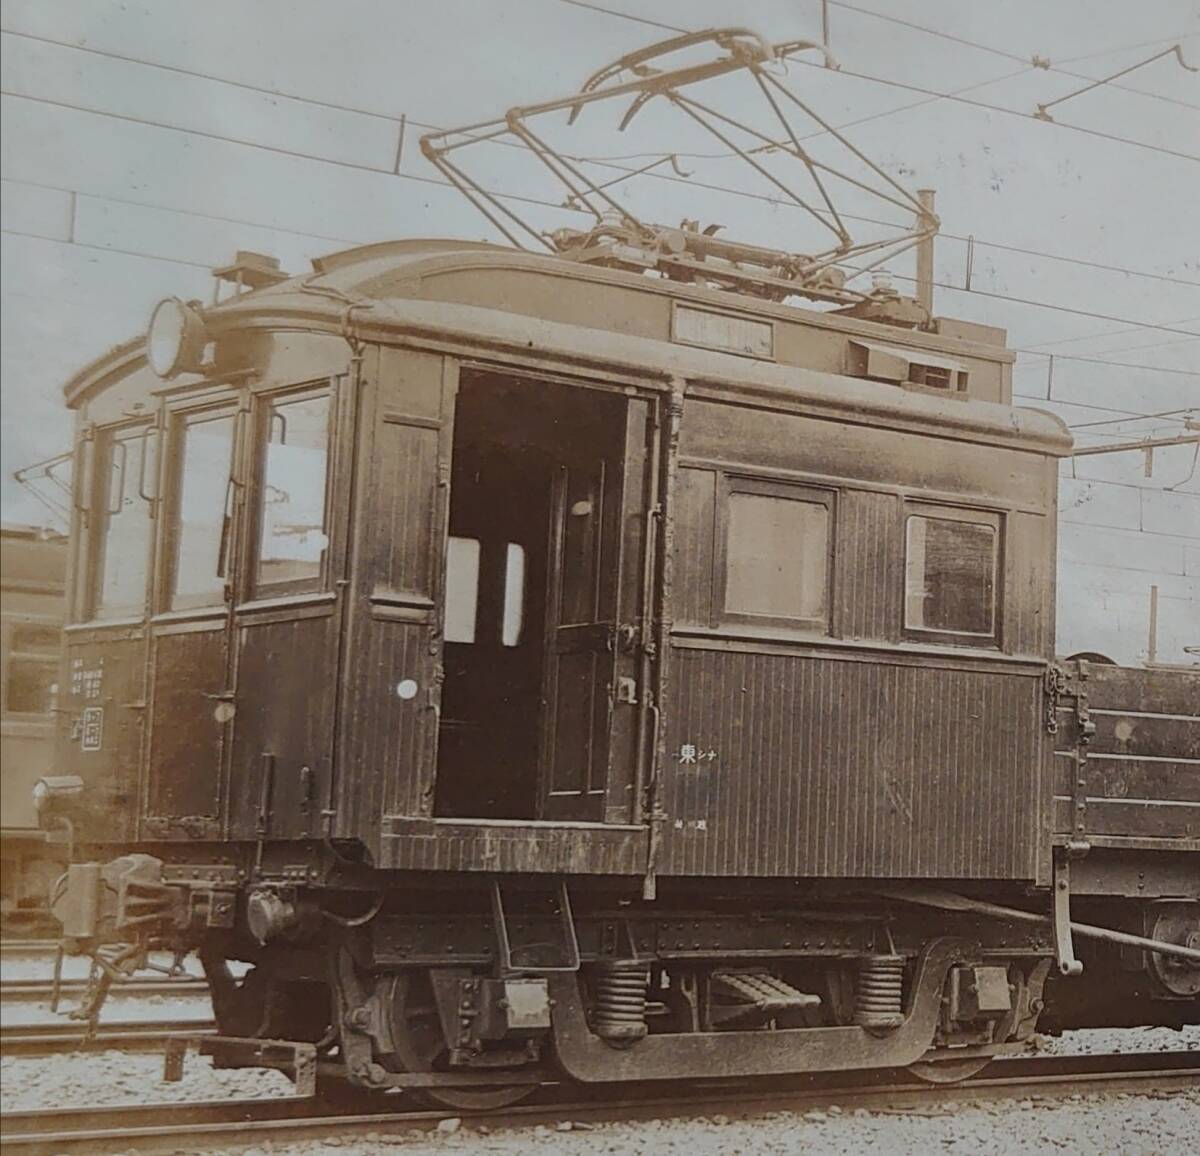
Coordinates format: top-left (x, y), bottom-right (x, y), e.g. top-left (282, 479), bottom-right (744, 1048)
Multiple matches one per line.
top-left (1, 1018), bottom-right (216, 1056)
top-left (0, 977), bottom-right (208, 1004)
top-left (2, 1050), bottom-right (1196, 1154)
top-left (0, 940), bottom-right (60, 960)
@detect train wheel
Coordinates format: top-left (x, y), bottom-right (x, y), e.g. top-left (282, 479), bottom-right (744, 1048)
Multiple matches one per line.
top-left (377, 972), bottom-right (537, 1111)
top-left (906, 1055), bottom-right (993, 1084)
top-left (1147, 907), bottom-right (1200, 998)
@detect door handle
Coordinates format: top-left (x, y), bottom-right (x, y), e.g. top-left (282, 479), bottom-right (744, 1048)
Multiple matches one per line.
top-left (203, 691), bottom-right (235, 702)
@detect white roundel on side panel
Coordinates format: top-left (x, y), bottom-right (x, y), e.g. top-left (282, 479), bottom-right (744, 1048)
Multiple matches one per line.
top-left (396, 679), bottom-right (419, 700)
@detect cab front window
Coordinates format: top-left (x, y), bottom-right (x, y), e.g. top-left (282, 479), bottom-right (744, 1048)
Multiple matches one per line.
top-left (168, 409), bottom-right (237, 611)
top-left (90, 424), bottom-right (153, 620)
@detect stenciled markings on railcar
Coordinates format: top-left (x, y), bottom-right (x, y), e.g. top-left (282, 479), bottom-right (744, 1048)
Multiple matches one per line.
top-left (71, 656), bottom-right (104, 698)
top-left (675, 744), bottom-right (718, 833)
top-left (80, 706), bottom-right (104, 752)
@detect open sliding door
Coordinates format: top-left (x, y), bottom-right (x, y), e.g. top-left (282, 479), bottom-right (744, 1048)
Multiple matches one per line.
top-left (540, 398), bottom-right (650, 823)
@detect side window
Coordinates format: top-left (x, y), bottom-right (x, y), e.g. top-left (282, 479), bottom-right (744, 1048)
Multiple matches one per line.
top-left (3, 621), bottom-right (59, 715)
top-left (255, 389), bottom-right (332, 594)
top-left (722, 481), bottom-right (832, 631)
top-left (168, 408), bottom-right (237, 611)
top-left (904, 507), bottom-right (1000, 644)
top-left (90, 424), bottom-right (154, 620)
top-left (502, 543), bottom-right (526, 647)
top-left (444, 536), bottom-right (481, 644)
top-left (443, 537), bottom-right (527, 646)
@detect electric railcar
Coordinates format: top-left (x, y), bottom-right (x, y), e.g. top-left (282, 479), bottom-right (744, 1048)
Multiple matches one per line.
top-left (37, 235), bottom-right (1197, 1105)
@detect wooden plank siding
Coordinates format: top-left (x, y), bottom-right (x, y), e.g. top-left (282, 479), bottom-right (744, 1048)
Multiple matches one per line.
top-left (661, 646), bottom-right (1045, 878)
top-left (372, 361), bottom-right (1059, 878)
top-left (1053, 664), bottom-right (1200, 844)
top-left (335, 348), bottom-right (451, 845)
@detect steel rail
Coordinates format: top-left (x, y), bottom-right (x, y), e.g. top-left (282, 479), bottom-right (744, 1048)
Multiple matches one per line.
top-left (1, 977), bottom-right (208, 1003)
top-left (0, 940), bottom-right (60, 959)
top-left (1, 1018), bottom-right (216, 1056)
top-left (2, 1050), bottom-right (1196, 1154)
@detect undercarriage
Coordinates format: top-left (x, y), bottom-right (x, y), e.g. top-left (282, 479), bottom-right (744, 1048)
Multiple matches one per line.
top-left (47, 853), bottom-right (1200, 1109)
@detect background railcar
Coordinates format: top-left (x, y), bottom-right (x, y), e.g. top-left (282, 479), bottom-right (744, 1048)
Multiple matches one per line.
top-left (0, 525), bottom-right (66, 927)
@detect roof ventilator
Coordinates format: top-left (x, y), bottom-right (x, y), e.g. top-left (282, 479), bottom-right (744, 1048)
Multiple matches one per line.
top-left (848, 339), bottom-right (970, 394)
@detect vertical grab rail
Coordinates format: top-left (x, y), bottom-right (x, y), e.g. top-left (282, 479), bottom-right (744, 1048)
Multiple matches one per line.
top-left (630, 392), bottom-right (663, 827)
top-left (642, 377), bottom-right (685, 901)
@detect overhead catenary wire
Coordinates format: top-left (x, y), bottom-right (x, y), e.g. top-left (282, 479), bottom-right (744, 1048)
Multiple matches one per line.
top-left (826, 1), bottom-right (1200, 111)
top-left (828, 0), bottom-right (1027, 65)
top-left (950, 242), bottom-right (1200, 289)
top-left (7, 161), bottom-right (1195, 347)
top-left (1082, 334), bottom-right (1200, 355)
top-left (1068, 408), bottom-right (1196, 429)
top-left (1013, 393), bottom-right (1197, 423)
top-left (0, 26), bottom-right (407, 125)
top-left (6, 176), bottom-right (369, 250)
top-left (0, 228), bottom-right (232, 273)
top-left (1072, 433), bottom-right (1200, 455)
top-left (551, 0), bottom-right (1200, 163)
top-left (1060, 32), bottom-right (1199, 65)
top-left (795, 57), bottom-right (1200, 163)
top-left (4, 205), bottom-right (1187, 428)
top-left (4, 28), bottom-right (1197, 292)
top-left (1010, 351), bottom-right (1200, 377)
top-left (4, 26), bottom-right (1198, 343)
top-left (6, 153), bottom-right (1198, 346)
top-left (838, 261), bottom-right (1200, 337)
top-left (1034, 44), bottom-right (1197, 120)
top-left (0, 91), bottom-right (593, 218)
top-left (554, 0), bottom-right (681, 34)
top-left (1020, 318), bottom-right (1200, 351)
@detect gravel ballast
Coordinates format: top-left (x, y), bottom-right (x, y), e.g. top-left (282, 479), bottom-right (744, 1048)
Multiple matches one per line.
top-left (1, 1025), bottom-right (1196, 1154)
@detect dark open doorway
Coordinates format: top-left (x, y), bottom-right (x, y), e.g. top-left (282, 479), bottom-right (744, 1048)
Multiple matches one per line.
top-left (433, 371), bottom-right (647, 823)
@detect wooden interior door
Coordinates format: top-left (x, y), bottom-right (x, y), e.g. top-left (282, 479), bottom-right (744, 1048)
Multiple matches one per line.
top-left (540, 400), bottom-right (647, 822)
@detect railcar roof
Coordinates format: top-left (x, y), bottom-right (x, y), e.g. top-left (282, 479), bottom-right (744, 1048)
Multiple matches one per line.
top-left (62, 238), bottom-right (1070, 456)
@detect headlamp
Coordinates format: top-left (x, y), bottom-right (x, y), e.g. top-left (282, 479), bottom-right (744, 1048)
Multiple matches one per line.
top-left (147, 297), bottom-right (208, 379)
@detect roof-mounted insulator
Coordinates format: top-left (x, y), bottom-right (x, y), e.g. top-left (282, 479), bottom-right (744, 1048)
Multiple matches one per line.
top-left (211, 251), bottom-right (288, 303)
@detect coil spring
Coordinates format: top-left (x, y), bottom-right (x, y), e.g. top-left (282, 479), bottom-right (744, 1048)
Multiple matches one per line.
top-left (854, 954), bottom-right (906, 1031)
top-left (591, 959), bottom-right (650, 1044)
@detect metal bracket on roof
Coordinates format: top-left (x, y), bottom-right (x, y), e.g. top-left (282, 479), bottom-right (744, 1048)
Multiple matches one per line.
top-left (211, 251), bottom-right (288, 303)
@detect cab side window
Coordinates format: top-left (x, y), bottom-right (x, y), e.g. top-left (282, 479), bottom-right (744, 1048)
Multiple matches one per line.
top-left (89, 424), bottom-right (154, 620)
top-left (254, 388), bottom-right (332, 595)
top-left (904, 505), bottom-right (1000, 645)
